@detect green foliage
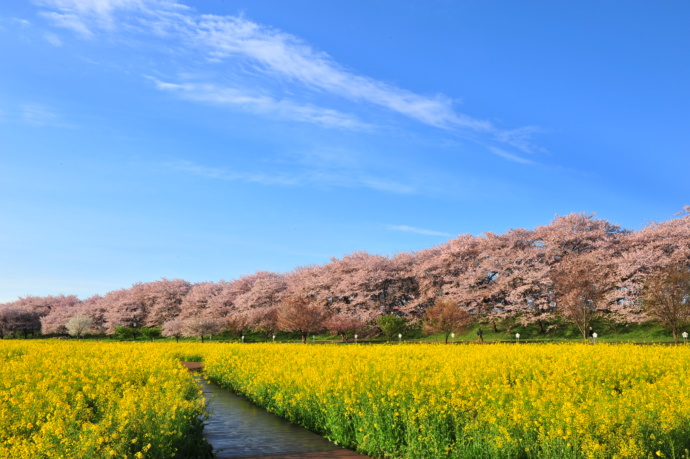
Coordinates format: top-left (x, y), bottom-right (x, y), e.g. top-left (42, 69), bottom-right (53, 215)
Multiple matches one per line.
top-left (140, 327), bottom-right (162, 341)
top-left (44, 319), bottom-right (688, 344)
top-left (114, 326), bottom-right (138, 340)
top-left (377, 314), bottom-right (408, 341)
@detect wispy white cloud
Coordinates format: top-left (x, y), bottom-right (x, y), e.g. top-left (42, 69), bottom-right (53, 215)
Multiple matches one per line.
top-left (165, 159), bottom-right (300, 186)
top-left (149, 78), bottom-right (369, 130)
top-left (493, 126), bottom-right (546, 155)
top-left (487, 146), bottom-right (538, 165)
top-left (164, 160), bottom-right (226, 179)
top-left (20, 103), bottom-right (69, 127)
top-left (359, 177), bottom-right (415, 194)
top-left (190, 14), bottom-right (492, 133)
top-left (39, 11), bottom-right (93, 37)
top-left (44, 31), bottom-right (63, 46)
top-left (164, 159), bottom-right (416, 194)
top-left (35, 0), bottom-right (170, 36)
top-left (12, 18), bottom-right (32, 28)
top-left (35, 0), bottom-right (543, 158)
top-left (386, 225), bottom-right (454, 237)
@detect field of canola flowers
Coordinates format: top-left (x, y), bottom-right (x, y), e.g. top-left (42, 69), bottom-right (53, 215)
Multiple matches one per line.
top-left (0, 341), bottom-right (211, 459)
top-left (203, 343), bottom-right (690, 459)
top-left (2, 341), bottom-right (690, 459)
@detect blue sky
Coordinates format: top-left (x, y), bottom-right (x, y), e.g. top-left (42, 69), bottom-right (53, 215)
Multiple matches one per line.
top-left (1, 0), bottom-right (689, 302)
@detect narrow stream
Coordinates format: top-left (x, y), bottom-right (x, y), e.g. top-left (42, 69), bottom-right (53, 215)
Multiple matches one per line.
top-left (199, 379), bottom-right (368, 458)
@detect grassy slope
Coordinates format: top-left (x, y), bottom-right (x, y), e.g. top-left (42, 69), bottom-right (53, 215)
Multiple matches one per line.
top-left (412, 320), bottom-right (679, 344)
top-left (13, 320), bottom-right (686, 344)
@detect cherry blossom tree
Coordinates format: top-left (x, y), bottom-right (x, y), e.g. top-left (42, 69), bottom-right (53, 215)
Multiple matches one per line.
top-left (0, 308), bottom-right (21, 338)
top-left (41, 297), bottom-right (83, 335)
top-left (65, 315), bottom-right (93, 340)
top-left (103, 288), bottom-right (148, 336)
top-left (233, 271), bottom-right (287, 312)
top-left (210, 274), bottom-right (272, 316)
top-left (248, 306), bottom-right (279, 341)
top-left (162, 319), bottom-right (184, 342)
top-left (413, 235), bottom-right (484, 313)
top-left (534, 213), bottom-right (622, 262)
top-left (182, 317), bottom-right (220, 343)
top-left (284, 264), bottom-right (335, 311)
top-left (224, 312), bottom-right (251, 341)
top-left (328, 251), bottom-right (418, 322)
top-left (0, 295), bottom-right (80, 337)
top-left (642, 263), bottom-right (690, 343)
top-left (4, 210), bottom-right (689, 342)
top-left (603, 215), bottom-right (690, 323)
top-left (178, 281), bottom-right (225, 320)
top-left (80, 295), bottom-right (107, 334)
top-left (423, 297), bottom-right (472, 343)
top-left (278, 296), bottom-right (328, 343)
top-left (0, 307), bottom-right (41, 338)
top-left (96, 279), bottom-right (190, 330)
top-left (551, 254), bottom-right (609, 342)
top-left (142, 278), bottom-right (192, 327)
top-left (0, 295), bottom-right (76, 338)
top-left (322, 313), bottom-right (365, 342)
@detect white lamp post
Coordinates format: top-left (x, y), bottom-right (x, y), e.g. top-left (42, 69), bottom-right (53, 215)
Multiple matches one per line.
top-left (515, 333), bottom-right (520, 343)
top-left (451, 332), bottom-right (455, 344)
top-left (354, 334), bottom-right (358, 343)
top-left (683, 331), bottom-right (688, 345)
top-left (272, 334), bottom-right (275, 342)
top-left (592, 332), bottom-right (598, 344)
top-left (398, 333), bottom-right (402, 343)
top-left (241, 335), bottom-right (244, 343)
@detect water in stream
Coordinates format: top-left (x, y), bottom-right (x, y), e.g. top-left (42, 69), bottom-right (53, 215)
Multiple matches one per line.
top-left (199, 379), bottom-right (366, 458)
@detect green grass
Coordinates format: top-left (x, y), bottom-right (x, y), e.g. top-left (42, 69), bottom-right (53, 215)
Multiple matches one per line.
top-left (410, 319), bottom-right (681, 344)
top-left (7, 320), bottom-right (686, 344)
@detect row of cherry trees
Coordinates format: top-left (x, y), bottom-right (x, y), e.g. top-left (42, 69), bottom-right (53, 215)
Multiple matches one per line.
top-left (1, 212), bottom-right (688, 340)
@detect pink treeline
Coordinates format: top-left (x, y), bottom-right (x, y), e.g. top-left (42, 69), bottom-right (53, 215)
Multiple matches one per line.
top-left (1, 213), bottom-right (688, 338)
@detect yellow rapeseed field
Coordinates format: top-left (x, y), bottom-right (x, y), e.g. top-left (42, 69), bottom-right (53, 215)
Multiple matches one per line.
top-left (2, 341), bottom-right (690, 458)
top-left (203, 343), bottom-right (690, 459)
top-left (0, 341), bottom-right (210, 459)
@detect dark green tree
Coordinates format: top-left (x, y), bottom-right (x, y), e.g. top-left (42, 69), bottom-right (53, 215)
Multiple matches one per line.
top-left (377, 314), bottom-right (408, 341)
top-left (140, 327), bottom-right (162, 342)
